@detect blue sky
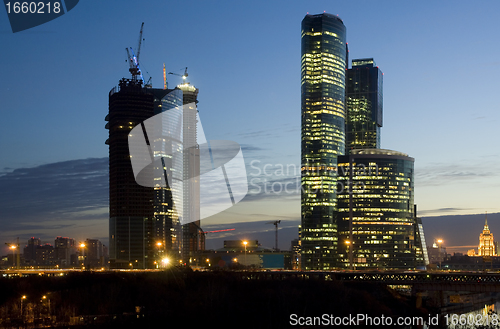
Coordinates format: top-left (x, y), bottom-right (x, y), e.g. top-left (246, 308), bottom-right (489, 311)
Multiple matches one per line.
top-left (1, 0), bottom-right (499, 254)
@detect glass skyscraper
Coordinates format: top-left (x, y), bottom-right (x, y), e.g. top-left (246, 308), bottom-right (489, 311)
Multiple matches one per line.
top-left (300, 13), bottom-right (347, 270)
top-left (337, 149), bottom-right (417, 269)
top-left (299, 14), bottom-right (427, 270)
top-left (346, 58), bottom-right (383, 153)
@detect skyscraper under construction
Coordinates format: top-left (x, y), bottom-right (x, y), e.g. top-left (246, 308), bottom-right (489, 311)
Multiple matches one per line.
top-left (106, 37), bottom-right (202, 267)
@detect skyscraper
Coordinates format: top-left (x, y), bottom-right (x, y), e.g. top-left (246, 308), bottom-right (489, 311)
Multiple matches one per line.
top-left (478, 214), bottom-right (496, 256)
top-left (178, 83), bottom-right (204, 265)
top-left (107, 76), bottom-right (189, 269)
top-left (146, 87), bottom-right (184, 264)
top-left (107, 78), bottom-right (155, 269)
top-left (300, 13), bottom-right (347, 270)
top-left (337, 149), bottom-right (417, 269)
top-left (300, 14), bottom-right (427, 270)
top-left (346, 59), bottom-right (383, 152)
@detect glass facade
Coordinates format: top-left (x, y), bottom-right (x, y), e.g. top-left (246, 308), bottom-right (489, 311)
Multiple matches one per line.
top-left (337, 149), bottom-right (419, 269)
top-left (346, 58), bottom-right (383, 153)
top-left (147, 87), bottom-right (184, 265)
top-left (301, 13), bottom-right (347, 270)
top-left (178, 83), bottom-right (204, 265)
top-left (414, 215), bottom-right (429, 267)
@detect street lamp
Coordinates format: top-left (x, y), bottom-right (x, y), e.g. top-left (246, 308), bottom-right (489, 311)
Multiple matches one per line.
top-left (41, 295), bottom-right (51, 316)
top-left (437, 239), bottom-right (443, 270)
top-left (155, 242), bottom-right (163, 268)
top-left (345, 240), bottom-right (352, 270)
top-left (243, 240), bottom-right (248, 268)
top-left (20, 295), bottom-right (26, 319)
top-left (9, 245), bottom-right (16, 268)
top-left (79, 243), bottom-right (86, 269)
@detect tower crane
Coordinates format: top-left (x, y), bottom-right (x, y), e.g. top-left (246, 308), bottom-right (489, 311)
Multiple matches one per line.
top-left (168, 67), bottom-right (188, 83)
top-left (125, 22), bottom-right (145, 84)
top-left (267, 220), bottom-right (281, 251)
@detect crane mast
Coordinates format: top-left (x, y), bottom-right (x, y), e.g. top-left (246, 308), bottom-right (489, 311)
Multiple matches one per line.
top-left (125, 22), bottom-right (145, 84)
top-left (266, 220), bottom-right (281, 251)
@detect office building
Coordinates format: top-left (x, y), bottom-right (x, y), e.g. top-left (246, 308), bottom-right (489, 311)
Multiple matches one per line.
top-left (337, 149), bottom-right (419, 269)
top-left (300, 13), bottom-right (347, 270)
top-left (346, 59), bottom-right (383, 152)
top-left (107, 69), bottom-right (203, 268)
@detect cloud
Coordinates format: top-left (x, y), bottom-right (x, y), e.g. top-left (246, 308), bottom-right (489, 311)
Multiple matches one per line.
top-left (240, 144), bottom-right (266, 153)
top-left (415, 162), bottom-right (500, 187)
top-left (0, 158), bottom-right (108, 247)
top-left (0, 157), bottom-right (108, 220)
top-left (417, 207), bottom-right (471, 216)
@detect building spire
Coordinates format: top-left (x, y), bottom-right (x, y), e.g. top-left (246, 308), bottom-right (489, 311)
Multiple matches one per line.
top-left (485, 211), bottom-right (488, 229)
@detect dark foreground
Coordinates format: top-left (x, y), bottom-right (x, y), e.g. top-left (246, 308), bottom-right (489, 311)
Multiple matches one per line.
top-left (0, 269), bottom-right (431, 328)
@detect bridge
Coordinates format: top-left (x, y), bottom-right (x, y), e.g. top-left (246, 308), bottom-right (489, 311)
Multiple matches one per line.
top-left (235, 271), bottom-right (500, 293)
top-left (2, 269), bottom-right (500, 293)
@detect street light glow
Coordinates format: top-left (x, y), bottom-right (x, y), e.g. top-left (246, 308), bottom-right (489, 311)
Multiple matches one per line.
top-left (161, 257), bottom-right (170, 265)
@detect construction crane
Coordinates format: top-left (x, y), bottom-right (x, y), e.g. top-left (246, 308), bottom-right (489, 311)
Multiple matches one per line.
top-left (125, 22), bottom-right (145, 84)
top-left (267, 220), bottom-right (281, 251)
top-left (163, 63), bottom-right (167, 89)
top-left (168, 67), bottom-right (188, 83)
top-left (136, 22), bottom-right (144, 64)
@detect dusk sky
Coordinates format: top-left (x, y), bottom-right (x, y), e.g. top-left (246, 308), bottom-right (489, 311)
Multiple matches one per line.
top-left (1, 0), bottom-right (499, 255)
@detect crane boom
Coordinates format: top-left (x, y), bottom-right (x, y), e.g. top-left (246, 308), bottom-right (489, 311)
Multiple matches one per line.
top-left (163, 63), bottom-right (167, 89)
top-left (136, 22), bottom-right (144, 65)
top-left (124, 23), bottom-right (146, 84)
top-left (168, 67), bottom-right (189, 83)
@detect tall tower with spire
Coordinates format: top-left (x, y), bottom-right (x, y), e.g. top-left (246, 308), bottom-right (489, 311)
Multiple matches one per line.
top-left (478, 212), bottom-right (496, 256)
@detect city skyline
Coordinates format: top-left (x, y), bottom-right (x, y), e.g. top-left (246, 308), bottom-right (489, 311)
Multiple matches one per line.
top-left (1, 1), bottom-right (500, 256)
